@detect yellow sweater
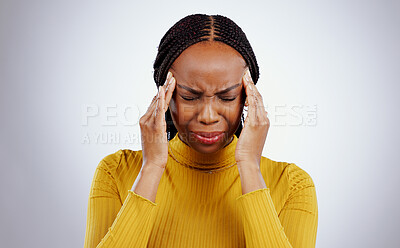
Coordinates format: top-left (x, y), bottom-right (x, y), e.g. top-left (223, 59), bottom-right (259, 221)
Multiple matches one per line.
top-left (84, 133), bottom-right (318, 247)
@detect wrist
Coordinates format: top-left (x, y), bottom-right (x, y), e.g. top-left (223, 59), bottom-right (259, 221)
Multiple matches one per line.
top-left (131, 163), bottom-right (165, 203)
top-left (141, 163), bottom-right (165, 177)
top-left (142, 159), bottom-right (167, 169)
top-left (236, 161), bottom-right (260, 173)
top-left (236, 163), bottom-right (267, 194)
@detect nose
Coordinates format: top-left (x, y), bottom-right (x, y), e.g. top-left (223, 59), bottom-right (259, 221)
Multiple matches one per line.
top-left (197, 97), bottom-right (219, 125)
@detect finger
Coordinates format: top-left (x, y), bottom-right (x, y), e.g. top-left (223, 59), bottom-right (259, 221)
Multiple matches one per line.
top-left (243, 69), bottom-right (257, 122)
top-left (245, 69), bottom-right (268, 122)
top-left (154, 85), bottom-right (165, 124)
top-left (164, 76), bottom-right (176, 112)
top-left (162, 71), bottom-right (172, 90)
top-left (251, 89), bottom-right (267, 122)
top-left (142, 91), bottom-right (160, 123)
top-left (156, 72), bottom-right (173, 114)
top-left (147, 94), bottom-right (158, 111)
top-left (245, 69), bottom-right (265, 109)
top-left (249, 91), bottom-right (258, 122)
top-left (143, 71), bottom-right (172, 122)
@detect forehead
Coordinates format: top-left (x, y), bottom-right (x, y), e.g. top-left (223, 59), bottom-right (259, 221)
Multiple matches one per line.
top-left (170, 41), bottom-right (246, 91)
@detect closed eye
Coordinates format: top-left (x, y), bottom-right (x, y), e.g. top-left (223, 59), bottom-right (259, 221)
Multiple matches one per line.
top-left (181, 96), bottom-right (199, 101)
top-left (220, 97), bottom-right (237, 101)
top-left (181, 95), bottom-right (237, 102)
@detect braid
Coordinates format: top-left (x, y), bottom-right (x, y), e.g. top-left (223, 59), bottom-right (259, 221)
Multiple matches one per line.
top-left (153, 14), bottom-right (260, 141)
top-left (212, 15), bottom-right (259, 84)
top-left (154, 14), bottom-right (211, 87)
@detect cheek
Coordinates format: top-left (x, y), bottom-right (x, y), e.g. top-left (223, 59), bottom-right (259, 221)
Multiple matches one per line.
top-left (170, 99), bottom-right (197, 124)
top-left (225, 104), bottom-right (243, 120)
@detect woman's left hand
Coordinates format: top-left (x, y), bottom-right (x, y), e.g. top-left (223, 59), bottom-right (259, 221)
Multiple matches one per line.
top-left (235, 69), bottom-right (270, 170)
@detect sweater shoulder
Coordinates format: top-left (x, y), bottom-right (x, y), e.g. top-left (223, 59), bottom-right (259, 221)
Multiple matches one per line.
top-left (259, 156), bottom-right (315, 191)
top-left (98, 149), bottom-right (142, 174)
top-left (259, 156), bottom-right (290, 184)
top-left (96, 149), bottom-right (143, 201)
top-left (98, 149), bottom-right (143, 191)
top-left (285, 163), bottom-right (316, 192)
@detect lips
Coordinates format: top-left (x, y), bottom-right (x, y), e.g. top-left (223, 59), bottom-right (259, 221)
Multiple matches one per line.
top-left (191, 131), bottom-right (225, 145)
top-left (192, 131), bottom-right (224, 138)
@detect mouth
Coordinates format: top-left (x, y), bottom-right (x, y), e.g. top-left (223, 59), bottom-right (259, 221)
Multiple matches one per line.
top-left (191, 131), bottom-right (225, 145)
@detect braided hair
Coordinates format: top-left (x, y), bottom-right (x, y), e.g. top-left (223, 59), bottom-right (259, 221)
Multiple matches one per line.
top-left (153, 14), bottom-right (260, 141)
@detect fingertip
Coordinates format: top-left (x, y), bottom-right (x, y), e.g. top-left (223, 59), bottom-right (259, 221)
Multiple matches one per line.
top-left (169, 77), bottom-right (176, 92)
top-left (166, 71), bottom-right (172, 81)
top-left (246, 69), bottom-right (251, 79)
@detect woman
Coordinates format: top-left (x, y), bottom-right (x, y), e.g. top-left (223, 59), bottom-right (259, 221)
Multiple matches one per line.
top-left (84, 14), bottom-right (318, 248)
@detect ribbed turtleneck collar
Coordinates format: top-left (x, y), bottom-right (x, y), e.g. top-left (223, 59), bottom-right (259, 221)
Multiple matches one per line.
top-left (168, 132), bottom-right (238, 172)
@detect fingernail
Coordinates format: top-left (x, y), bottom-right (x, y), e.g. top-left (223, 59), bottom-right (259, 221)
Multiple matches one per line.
top-left (246, 70), bottom-right (251, 81)
top-left (170, 77), bottom-right (175, 87)
top-left (166, 72), bottom-right (172, 81)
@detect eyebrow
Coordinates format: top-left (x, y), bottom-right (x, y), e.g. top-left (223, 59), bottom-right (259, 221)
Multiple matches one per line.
top-left (177, 83), bottom-right (241, 95)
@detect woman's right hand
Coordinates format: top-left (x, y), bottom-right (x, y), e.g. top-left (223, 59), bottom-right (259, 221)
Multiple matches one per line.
top-left (139, 71), bottom-right (176, 169)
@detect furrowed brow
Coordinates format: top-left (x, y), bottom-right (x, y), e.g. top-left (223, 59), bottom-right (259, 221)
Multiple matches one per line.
top-left (177, 83), bottom-right (241, 95)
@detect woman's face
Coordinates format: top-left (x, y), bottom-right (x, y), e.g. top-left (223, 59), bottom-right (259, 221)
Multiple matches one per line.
top-left (169, 41), bottom-right (247, 154)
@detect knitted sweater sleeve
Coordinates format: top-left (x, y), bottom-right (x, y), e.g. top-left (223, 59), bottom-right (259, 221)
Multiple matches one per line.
top-left (84, 151), bottom-right (157, 248)
top-left (236, 163), bottom-right (318, 248)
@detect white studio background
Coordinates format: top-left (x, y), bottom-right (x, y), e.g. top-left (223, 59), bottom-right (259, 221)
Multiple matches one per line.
top-left (1, 0), bottom-right (399, 247)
